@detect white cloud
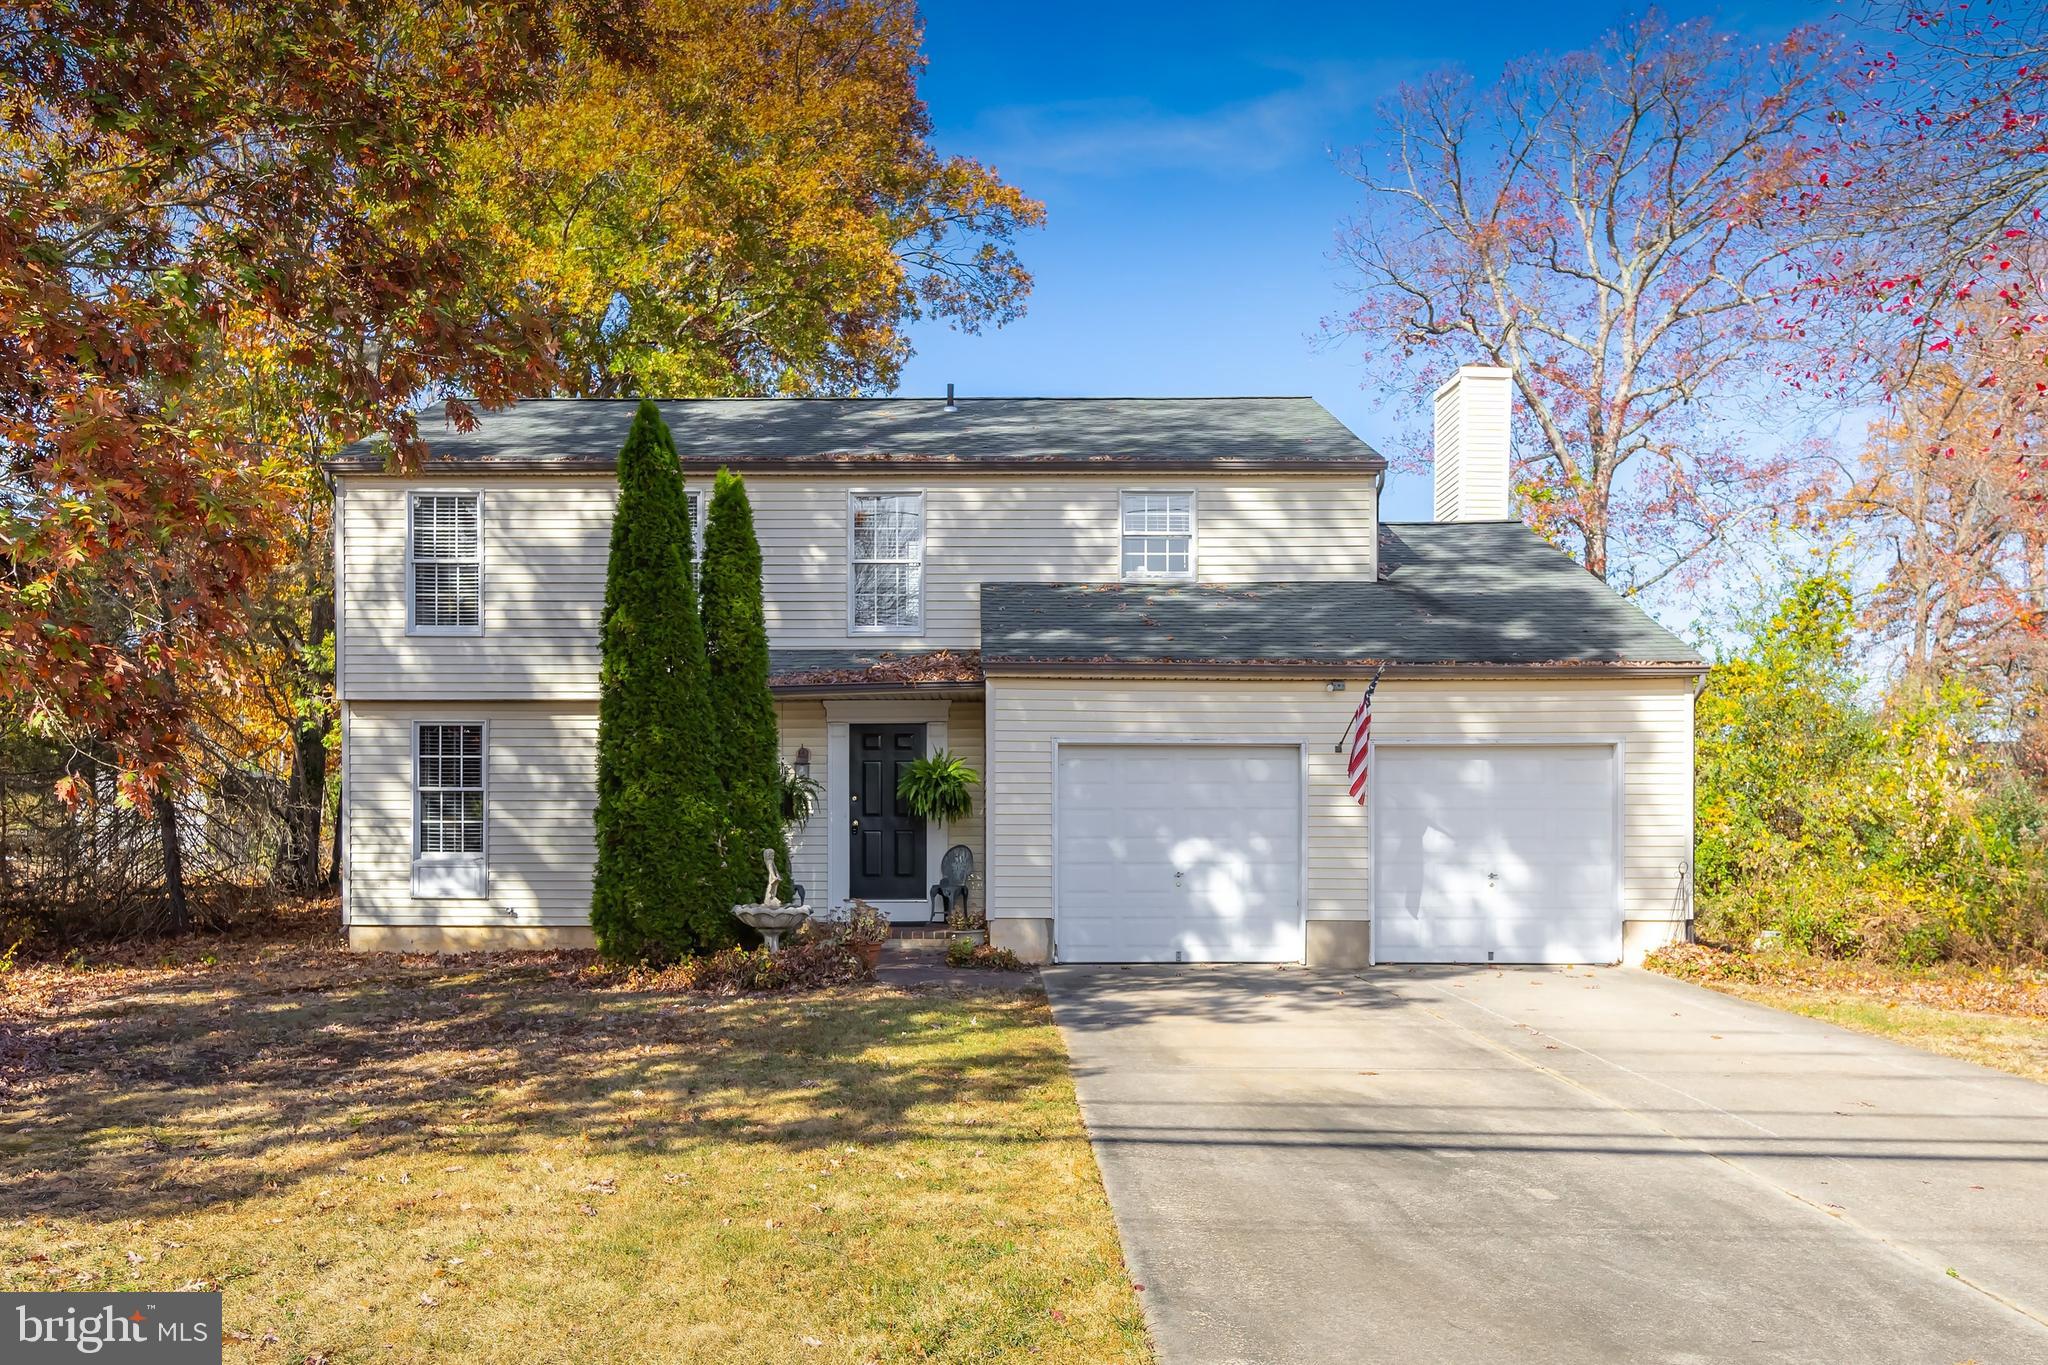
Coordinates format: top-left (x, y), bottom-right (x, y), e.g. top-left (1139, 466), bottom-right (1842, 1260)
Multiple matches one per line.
top-left (959, 60), bottom-right (1415, 177)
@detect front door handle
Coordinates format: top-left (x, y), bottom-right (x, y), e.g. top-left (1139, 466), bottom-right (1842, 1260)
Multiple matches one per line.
top-left (851, 820), bottom-right (861, 831)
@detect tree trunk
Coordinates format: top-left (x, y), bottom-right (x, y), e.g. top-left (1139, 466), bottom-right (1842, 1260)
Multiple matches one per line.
top-left (325, 778), bottom-right (343, 890)
top-left (159, 790), bottom-right (188, 936)
top-left (275, 720), bottom-right (329, 894)
top-left (274, 593), bottom-right (335, 895)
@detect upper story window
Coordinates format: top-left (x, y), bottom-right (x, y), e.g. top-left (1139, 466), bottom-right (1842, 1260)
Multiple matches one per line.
top-left (1121, 491), bottom-right (1195, 580)
top-left (408, 492), bottom-right (482, 634)
top-left (848, 492), bottom-right (924, 633)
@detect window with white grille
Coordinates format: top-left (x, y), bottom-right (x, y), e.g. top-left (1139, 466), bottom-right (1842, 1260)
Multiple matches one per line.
top-left (416, 723), bottom-right (484, 856)
top-left (1121, 491), bottom-right (1195, 580)
top-left (848, 492), bottom-right (924, 632)
top-left (409, 493), bottom-right (482, 633)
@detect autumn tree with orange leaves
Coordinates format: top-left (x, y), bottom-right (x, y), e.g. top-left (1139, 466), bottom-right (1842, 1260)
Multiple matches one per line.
top-left (1330, 15), bottom-right (1840, 592)
top-left (1, 0), bottom-right (1039, 932)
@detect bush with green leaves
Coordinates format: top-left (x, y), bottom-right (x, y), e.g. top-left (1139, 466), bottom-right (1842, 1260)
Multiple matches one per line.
top-left (590, 402), bottom-right (735, 963)
top-left (1695, 573), bottom-right (2048, 964)
top-left (945, 938), bottom-right (1027, 971)
top-left (896, 749), bottom-right (978, 824)
top-left (699, 467), bottom-right (790, 904)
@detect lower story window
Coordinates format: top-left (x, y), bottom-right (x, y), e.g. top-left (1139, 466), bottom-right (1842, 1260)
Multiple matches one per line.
top-left (414, 722), bottom-right (486, 897)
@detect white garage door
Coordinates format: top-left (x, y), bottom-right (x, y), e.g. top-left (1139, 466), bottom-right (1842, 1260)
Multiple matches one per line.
top-left (1374, 745), bottom-right (1620, 964)
top-left (1056, 744), bottom-right (1303, 963)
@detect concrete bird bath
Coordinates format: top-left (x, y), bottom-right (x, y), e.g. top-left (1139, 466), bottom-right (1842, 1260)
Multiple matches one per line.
top-left (731, 848), bottom-right (808, 950)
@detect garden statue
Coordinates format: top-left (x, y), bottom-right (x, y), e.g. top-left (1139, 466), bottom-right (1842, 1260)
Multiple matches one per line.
top-left (731, 848), bottom-right (807, 950)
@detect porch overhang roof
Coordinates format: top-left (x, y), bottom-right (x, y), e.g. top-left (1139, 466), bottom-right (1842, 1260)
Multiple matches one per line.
top-left (768, 648), bottom-right (985, 695)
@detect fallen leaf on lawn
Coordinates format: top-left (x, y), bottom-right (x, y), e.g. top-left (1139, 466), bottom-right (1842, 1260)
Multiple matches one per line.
top-left (419, 1293), bottom-right (438, 1308)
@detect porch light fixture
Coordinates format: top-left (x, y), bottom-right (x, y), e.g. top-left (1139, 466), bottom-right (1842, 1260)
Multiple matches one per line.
top-left (793, 746), bottom-right (811, 781)
top-left (1325, 680), bottom-right (1346, 692)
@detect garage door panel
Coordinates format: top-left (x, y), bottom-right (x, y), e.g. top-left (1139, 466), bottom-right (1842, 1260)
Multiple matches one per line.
top-left (1057, 744), bottom-right (1302, 963)
top-left (1375, 745), bottom-right (1619, 965)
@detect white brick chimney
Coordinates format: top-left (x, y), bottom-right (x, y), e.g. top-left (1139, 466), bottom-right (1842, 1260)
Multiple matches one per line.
top-left (1431, 365), bottom-right (1513, 522)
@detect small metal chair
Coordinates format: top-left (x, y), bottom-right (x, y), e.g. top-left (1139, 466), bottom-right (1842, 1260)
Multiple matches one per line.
top-left (929, 844), bottom-right (973, 923)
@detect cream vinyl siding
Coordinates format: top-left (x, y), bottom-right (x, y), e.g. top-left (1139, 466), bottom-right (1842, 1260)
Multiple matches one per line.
top-left (338, 472), bottom-right (1378, 698)
top-left (342, 479), bottom-right (615, 700)
top-left (986, 678), bottom-right (1368, 925)
top-left (777, 700), bottom-right (830, 901)
top-left (759, 474), bottom-right (1376, 647)
top-left (346, 701), bottom-right (597, 929)
top-left (985, 675), bottom-right (1694, 931)
top-left (935, 701), bottom-right (986, 885)
top-left (1372, 678), bottom-right (1695, 925)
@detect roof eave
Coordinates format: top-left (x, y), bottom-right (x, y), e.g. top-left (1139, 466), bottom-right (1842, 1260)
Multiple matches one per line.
top-left (979, 658), bottom-right (1707, 679)
top-left (323, 452), bottom-right (1387, 476)
top-left (768, 680), bottom-right (986, 698)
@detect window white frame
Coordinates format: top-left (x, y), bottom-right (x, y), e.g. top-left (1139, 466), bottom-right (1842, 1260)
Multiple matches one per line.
top-left (845, 490), bottom-right (926, 635)
top-left (685, 488), bottom-right (706, 562)
top-left (405, 490), bottom-right (485, 636)
top-left (411, 719), bottom-right (488, 899)
top-left (1119, 489), bottom-right (1197, 581)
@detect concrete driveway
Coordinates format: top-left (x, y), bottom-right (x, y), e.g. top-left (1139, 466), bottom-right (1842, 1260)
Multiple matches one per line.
top-left (1042, 964), bottom-right (2048, 1365)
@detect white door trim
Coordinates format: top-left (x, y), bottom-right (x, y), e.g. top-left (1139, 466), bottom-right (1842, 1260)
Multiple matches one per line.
top-left (825, 699), bottom-right (951, 917)
top-left (1367, 736), bottom-right (1627, 966)
top-left (1050, 737), bottom-right (1310, 964)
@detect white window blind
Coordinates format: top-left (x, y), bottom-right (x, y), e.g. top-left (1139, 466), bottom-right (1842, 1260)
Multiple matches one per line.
top-left (416, 723), bottom-right (484, 855)
top-left (1121, 491), bottom-right (1194, 579)
top-left (410, 493), bottom-right (481, 631)
top-left (849, 492), bottom-right (924, 631)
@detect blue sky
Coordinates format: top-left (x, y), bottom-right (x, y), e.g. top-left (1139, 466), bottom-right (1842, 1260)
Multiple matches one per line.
top-left (898, 0), bottom-right (1824, 523)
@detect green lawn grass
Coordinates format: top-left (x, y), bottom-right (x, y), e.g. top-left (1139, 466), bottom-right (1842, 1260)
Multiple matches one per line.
top-left (1, 935), bottom-right (1150, 1363)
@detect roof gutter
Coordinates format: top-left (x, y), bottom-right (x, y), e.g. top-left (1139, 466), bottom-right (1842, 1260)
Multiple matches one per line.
top-left (979, 659), bottom-right (1709, 680)
top-left (768, 680), bottom-right (986, 698)
top-left (322, 453), bottom-right (1389, 477)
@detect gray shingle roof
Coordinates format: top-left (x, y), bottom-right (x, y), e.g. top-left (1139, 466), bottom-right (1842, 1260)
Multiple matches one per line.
top-left (979, 522), bottom-right (1703, 671)
top-left (328, 396), bottom-right (1383, 473)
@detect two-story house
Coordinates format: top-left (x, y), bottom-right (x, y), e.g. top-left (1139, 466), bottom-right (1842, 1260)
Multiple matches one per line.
top-left (326, 367), bottom-right (1704, 966)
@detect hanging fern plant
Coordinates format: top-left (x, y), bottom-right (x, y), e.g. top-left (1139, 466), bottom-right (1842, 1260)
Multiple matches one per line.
top-left (896, 750), bottom-right (979, 825)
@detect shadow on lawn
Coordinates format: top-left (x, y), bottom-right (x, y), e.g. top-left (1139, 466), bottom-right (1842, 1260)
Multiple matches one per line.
top-left (1, 952), bottom-right (1063, 1227)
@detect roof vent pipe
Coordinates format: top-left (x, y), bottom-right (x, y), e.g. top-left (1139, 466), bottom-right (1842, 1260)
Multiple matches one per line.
top-left (943, 382), bottom-right (958, 414)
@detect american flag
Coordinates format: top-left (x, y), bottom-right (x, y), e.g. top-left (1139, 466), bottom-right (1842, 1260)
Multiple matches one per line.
top-left (1345, 679), bottom-right (1375, 805)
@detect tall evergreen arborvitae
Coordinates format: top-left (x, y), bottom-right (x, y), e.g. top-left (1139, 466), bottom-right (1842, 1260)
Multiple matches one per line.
top-left (699, 466), bottom-right (790, 903)
top-left (591, 402), bottom-right (735, 961)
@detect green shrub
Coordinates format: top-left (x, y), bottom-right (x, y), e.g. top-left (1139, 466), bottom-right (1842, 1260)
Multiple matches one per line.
top-left (945, 938), bottom-right (1027, 971)
top-left (896, 750), bottom-right (979, 824)
top-left (1694, 572), bottom-right (2048, 966)
top-left (699, 467), bottom-right (789, 903)
top-left (591, 402), bottom-right (735, 963)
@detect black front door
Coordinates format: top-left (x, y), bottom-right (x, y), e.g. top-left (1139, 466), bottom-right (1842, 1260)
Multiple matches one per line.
top-left (850, 723), bottom-right (927, 901)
